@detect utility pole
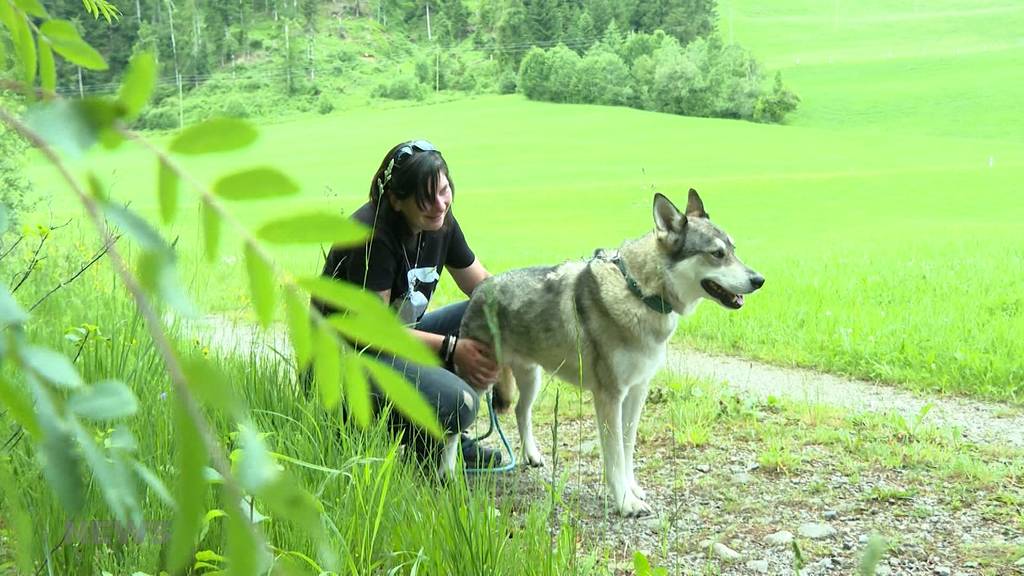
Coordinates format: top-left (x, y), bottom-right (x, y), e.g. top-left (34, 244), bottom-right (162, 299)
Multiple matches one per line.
top-left (425, 2), bottom-right (432, 41)
top-left (167, 0), bottom-right (184, 129)
top-left (285, 20), bottom-right (292, 93)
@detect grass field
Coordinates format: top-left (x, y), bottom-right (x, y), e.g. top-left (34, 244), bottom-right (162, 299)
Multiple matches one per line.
top-left (7, 0), bottom-right (1024, 573)
top-left (22, 1), bottom-right (1024, 402)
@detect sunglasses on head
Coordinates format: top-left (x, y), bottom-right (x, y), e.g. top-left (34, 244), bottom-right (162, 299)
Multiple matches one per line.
top-left (393, 140), bottom-right (439, 165)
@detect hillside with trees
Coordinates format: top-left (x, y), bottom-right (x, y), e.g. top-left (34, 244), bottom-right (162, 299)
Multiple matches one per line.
top-left (35, 0), bottom-right (797, 128)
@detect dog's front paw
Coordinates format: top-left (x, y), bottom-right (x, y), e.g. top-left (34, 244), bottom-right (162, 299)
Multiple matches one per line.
top-left (629, 480), bottom-right (647, 501)
top-left (523, 441), bottom-right (545, 467)
top-left (617, 490), bottom-right (652, 518)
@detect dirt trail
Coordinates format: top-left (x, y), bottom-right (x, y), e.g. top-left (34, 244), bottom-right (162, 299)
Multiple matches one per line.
top-left (667, 349), bottom-right (1024, 448)
top-left (181, 315), bottom-right (1024, 449)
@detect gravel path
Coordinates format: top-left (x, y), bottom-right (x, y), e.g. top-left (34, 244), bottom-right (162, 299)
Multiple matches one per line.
top-left (180, 315), bottom-right (1024, 449)
top-left (666, 349), bottom-right (1024, 449)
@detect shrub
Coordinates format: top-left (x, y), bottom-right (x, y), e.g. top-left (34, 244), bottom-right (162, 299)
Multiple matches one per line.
top-left (317, 96), bottom-right (335, 115)
top-left (373, 74), bottom-right (427, 101)
top-left (517, 47), bottom-right (550, 100)
top-left (221, 96), bottom-right (250, 118)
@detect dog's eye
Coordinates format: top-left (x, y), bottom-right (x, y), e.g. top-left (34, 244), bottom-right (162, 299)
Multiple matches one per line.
top-left (711, 249), bottom-right (726, 259)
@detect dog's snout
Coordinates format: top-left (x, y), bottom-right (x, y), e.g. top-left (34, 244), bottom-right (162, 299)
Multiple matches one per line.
top-left (750, 275), bottom-right (765, 290)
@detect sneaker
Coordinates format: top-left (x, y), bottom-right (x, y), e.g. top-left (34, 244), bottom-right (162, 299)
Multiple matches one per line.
top-left (460, 435), bottom-right (503, 469)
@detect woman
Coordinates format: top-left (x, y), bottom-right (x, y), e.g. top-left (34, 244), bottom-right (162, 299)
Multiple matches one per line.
top-left (314, 140), bottom-right (502, 468)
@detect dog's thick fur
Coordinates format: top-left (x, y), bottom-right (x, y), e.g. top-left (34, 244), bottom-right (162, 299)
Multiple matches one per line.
top-left (459, 190), bottom-right (764, 516)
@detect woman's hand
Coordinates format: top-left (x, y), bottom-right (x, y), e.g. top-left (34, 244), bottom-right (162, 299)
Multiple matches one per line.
top-left (453, 338), bottom-right (499, 390)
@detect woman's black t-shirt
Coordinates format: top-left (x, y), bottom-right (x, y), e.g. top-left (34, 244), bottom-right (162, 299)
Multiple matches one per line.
top-left (315, 201), bottom-right (475, 324)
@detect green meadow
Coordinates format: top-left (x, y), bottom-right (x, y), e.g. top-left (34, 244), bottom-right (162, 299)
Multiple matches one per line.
top-left (25, 0), bottom-right (1024, 403)
top-left (7, 0), bottom-right (1024, 573)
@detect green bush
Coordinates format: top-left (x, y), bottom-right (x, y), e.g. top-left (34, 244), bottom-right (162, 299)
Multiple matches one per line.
top-left (137, 104), bottom-right (179, 130)
top-left (373, 74), bottom-right (427, 101)
top-left (317, 96), bottom-right (335, 115)
top-left (574, 48), bottom-right (632, 106)
top-left (517, 47), bottom-right (550, 100)
top-left (221, 96), bottom-right (250, 118)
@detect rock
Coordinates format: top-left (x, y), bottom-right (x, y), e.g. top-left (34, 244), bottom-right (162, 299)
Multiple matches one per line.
top-left (824, 510), bottom-right (838, 520)
top-left (875, 567), bottom-right (891, 576)
top-left (643, 515), bottom-right (663, 530)
top-left (731, 472), bottom-right (753, 484)
top-left (1015, 557), bottom-right (1024, 567)
top-left (934, 567), bottom-right (951, 576)
top-left (745, 559), bottom-right (769, 573)
top-left (712, 542), bottom-right (742, 562)
top-left (859, 534), bottom-right (869, 544)
top-left (697, 464), bottom-right (711, 473)
top-left (765, 531), bottom-right (794, 546)
top-left (798, 522), bottom-right (837, 540)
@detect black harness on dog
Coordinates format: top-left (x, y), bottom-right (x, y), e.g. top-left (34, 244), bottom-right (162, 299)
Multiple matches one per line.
top-left (593, 249), bottom-right (674, 315)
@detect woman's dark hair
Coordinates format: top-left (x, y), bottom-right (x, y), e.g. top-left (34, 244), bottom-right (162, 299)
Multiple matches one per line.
top-left (369, 141), bottom-right (454, 216)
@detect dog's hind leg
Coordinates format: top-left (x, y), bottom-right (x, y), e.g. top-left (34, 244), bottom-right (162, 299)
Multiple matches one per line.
top-left (512, 364), bottom-right (544, 467)
top-left (438, 434), bottom-right (459, 478)
top-left (593, 387), bottom-right (651, 517)
top-left (622, 382), bottom-right (651, 501)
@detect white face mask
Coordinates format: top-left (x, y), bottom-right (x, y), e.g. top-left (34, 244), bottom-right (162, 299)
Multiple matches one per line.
top-left (396, 266), bottom-right (440, 324)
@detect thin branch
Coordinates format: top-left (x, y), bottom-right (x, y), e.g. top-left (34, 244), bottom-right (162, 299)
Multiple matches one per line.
top-left (29, 233), bottom-right (123, 312)
top-left (8, 218), bottom-right (72, 294)
top-left (0, 107), bottom-right (264, 557)
top-left (10, 231), bottom-right (50, 294)
top-left (0, 235), bottom-right (25, 262)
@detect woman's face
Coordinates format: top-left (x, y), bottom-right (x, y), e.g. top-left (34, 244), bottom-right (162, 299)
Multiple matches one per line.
top-left (391, 171), bottom-right (452, 233)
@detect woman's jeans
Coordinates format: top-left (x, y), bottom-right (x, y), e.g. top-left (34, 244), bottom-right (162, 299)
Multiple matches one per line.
top-left (374, 301), bottom-right (479, 461)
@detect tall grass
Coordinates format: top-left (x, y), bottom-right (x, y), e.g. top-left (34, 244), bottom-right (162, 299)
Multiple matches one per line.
top-left (0, 247), bottom-right (593, 574)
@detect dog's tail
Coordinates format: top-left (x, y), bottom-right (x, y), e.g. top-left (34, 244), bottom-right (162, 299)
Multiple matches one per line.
top-left (492, 366), bottom-right (515, 414)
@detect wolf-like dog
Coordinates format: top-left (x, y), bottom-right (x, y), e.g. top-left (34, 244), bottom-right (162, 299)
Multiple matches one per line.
top-left (458, 190), bottom-right (764, 516)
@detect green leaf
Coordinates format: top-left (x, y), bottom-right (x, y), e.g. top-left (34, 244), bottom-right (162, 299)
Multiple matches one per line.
top-left (71, 418), bottom-right (139, 528)
top-left (119, 52), bottom-right (156, 121)
top-left (236, 424), bottom-right (277, 492)
top-left (69, 379), bottom-right (138, 421)
top-left (213, 167), bottom-right (299, 201)
top-left (284, 287), bottom-right (312, 371)
top-left (12, 12), bottom-right (36, 88)
top-left (169, 117), bottom-right (257, 155)
top-left (299, 276), bottom-right (439, 366)
top-left (0, 377), bottom-right (40, 438)
top-left (31, 380), bottom-right (84, 513)
top-left (39, 20), bottom-right (107, 70)
top-left (328, 313), bottom-right (439, 367)
top-left (244, 242), bottom-right (275, 328)
top-left (181, 355), bottom-right (245, 418)
top-left (0, 458), bottom-right (35, 576)
top-left (363, 357), bottom-right (443, 439)
top-left (344, 354), bottom-right (371, 428)
top-left (313, 322), bottom-right (341, 410)
top-left (226, 507), bottom-right (263, 576)
top-left (21, 345), bottom-right (83, 389)
top-left (23, 99), bottom-right (120, 158)
top-left (201, 197), bottom-right (221, 262)
top-left (257, 212), bottom-right (368, 246)
top-left (38, 39), bottom-right (56, 95)
top-left (100, 200), bottom-right (168, 253)
top-left (167, 398), bottom-right (209, 574)
top-left (13, 0), bottom-right (48, 18)
top-left (0, 288), bottom-right (28, 327)
top-left (131, 460), bottom-right (174, 507)
top-left (298, 276), bottom-right (391, 318)
top-left (158, 158), bottom-right (179, 224)
top-left (137, 249), bottom-right (196, 317)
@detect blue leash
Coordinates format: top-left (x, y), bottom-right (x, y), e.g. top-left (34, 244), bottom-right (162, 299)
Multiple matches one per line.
top-left (464, 392), bottom-right (516, 474)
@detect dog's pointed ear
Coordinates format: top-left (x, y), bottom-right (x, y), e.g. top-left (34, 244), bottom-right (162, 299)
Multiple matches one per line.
top-left (653, 193), bottom-right (686, 233)
top-left (685, 188), bottom-right (709, 219)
